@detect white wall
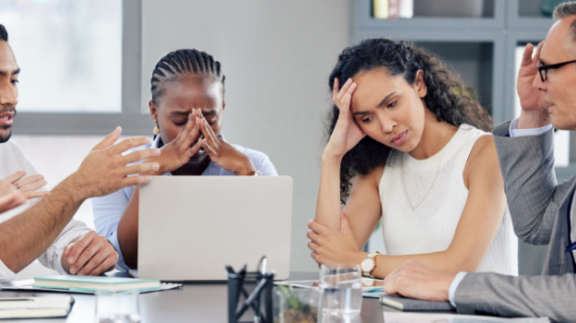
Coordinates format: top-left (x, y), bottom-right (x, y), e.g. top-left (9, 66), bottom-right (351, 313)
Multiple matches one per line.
top-left (141, 0), bottom-right (350, 271)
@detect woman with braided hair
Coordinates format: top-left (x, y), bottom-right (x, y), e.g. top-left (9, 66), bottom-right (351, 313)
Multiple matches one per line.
top-left (92, 49), bottom-right (277, 270)
top-left (307, 38), bottom-right (517, 279)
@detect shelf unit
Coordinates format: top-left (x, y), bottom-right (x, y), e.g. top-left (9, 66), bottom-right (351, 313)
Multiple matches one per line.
top-left (355, 0), bottom-right (562, 275)
top-left (352, 0), bottom-right (555, 123)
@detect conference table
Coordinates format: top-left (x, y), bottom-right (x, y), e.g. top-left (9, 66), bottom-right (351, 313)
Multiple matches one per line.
top-left (0, 272), bottom-right (411, 322)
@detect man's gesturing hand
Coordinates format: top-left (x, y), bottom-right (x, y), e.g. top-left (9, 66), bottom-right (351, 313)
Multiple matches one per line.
top-left (383, 260), bottom-right (456, 303)
top-left (70, 127), bottom-right (161, 199)
top-left (61, 231), bottom-right (119, 276)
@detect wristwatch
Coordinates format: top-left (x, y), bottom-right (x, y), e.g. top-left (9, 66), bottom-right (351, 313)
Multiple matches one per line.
top-left (361, 252), bottom-right (381, 277)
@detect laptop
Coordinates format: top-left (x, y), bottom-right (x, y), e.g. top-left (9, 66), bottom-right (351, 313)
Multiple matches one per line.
top-left (137, 176), bottom-right (293, 281)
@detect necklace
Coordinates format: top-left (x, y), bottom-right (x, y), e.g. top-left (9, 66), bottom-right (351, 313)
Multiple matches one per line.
top-left (400, 127), bottom-right (454, 211)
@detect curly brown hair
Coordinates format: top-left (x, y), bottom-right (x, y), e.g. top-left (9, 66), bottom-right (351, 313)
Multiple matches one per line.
top-left (327, 38), bottom-right (493, 203)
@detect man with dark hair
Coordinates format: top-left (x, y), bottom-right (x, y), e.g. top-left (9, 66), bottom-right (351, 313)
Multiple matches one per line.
top-left (0, 23), bottom-right (161, 280)
top-left (384, 2), bottom-right (576, 321)
top-left (0, 25), bottom-right (7, 43)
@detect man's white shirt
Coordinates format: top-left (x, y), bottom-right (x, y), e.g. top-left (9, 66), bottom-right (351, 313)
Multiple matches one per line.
top-left (0, 139), bottom-right (91, 282)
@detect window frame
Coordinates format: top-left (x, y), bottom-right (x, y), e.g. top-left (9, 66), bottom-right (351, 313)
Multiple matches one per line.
top-left (12, 0), bottom-right (152, 136)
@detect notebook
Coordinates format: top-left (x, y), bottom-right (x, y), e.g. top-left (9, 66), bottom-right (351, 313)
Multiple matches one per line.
top-left (34, 275), bottom-right (161, 292)
top-left (379, 294), bottom-right (455, 312)
top-left (0, 296), bottom-right (74, 319)
top-left (384, 312), bottom-right (550, 323)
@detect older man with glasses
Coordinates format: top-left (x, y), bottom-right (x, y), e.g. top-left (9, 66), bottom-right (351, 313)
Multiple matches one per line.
top-left (383, 2), bottom-right (576, 322)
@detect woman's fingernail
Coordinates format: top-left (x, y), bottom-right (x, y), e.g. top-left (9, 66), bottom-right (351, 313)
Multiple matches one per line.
top-left (152, 163), bottom-right (159, 170)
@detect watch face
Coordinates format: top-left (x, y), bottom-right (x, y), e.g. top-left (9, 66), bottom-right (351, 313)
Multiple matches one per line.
top-left (361, 258), bottom-right (375, 273)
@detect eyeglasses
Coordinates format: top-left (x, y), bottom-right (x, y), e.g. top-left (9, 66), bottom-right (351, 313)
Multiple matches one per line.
top-left (537, 59), bottom-right (576, 82)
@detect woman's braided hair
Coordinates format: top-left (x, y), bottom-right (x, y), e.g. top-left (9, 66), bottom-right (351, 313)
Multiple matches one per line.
top-left (150, 49), bottom-right (225, 104)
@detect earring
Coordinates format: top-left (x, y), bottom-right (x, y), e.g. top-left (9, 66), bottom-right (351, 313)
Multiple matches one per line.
top-left (153, 122), bottom-right (160, 135)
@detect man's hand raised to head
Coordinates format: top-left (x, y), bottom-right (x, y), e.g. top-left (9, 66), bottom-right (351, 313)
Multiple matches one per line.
top-left (517, 42), bottom-right (552, 129)
top-left (68, 127), bottom-right (161, 200)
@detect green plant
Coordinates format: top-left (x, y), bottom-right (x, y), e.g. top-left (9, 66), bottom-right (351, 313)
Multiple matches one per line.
top-left (276, 286), bottom-right (318, 323)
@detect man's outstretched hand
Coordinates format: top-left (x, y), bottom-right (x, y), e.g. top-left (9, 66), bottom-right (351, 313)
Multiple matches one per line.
top-left (68, 127), bottom-right (161, 200)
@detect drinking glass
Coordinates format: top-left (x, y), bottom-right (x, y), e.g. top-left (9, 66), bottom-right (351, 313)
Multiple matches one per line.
top-left (318, 264), bottom-right (362, 317)
top-left (95, 290), bottom-right (141, 323)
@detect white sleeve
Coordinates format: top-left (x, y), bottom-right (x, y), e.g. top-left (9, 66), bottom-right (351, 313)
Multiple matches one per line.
top-left (36, 220), bottom-right (92, 274)
top-left (449, 272), bottom-right (468, 307)
top-left (0, 258), bottom-right (16, 283)
top-left (509, 118), bottom-right (553, 137)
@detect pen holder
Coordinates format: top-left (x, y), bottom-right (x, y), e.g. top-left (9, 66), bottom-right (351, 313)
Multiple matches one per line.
top-left (227, 270), bottom-right (274, 323)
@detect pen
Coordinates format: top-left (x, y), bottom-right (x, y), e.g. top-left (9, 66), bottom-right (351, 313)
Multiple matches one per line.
top-left (261, 257), bottom-right (267, 274)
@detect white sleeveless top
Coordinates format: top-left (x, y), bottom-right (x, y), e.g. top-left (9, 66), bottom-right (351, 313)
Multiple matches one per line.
top-left (379, 124), bottom-right (518, 275)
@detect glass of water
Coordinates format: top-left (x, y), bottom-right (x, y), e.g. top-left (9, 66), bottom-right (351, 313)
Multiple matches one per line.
top-left (95, 290), bottom-right (141, 323)
top-left (318, 264), bottom-right (362, 317)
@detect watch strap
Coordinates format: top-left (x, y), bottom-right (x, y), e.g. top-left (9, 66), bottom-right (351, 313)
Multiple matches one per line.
top-left (367, 251), bottom-right (382, 276)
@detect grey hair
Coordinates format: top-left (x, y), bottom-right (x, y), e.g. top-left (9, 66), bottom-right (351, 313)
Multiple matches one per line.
top-left (553, 1), bottom-right (576, 20)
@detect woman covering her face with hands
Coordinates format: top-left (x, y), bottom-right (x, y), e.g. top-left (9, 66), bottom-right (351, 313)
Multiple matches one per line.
top-left (92, 49), bottom-right (277, 270)
top-left (308, 38), bottom-right (517, 279)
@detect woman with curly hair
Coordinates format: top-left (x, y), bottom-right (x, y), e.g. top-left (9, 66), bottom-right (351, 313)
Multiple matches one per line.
top-left (307, 38), bottom-right (517, 278)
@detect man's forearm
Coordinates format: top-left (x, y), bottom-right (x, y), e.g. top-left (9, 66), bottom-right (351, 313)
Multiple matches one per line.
top-left (455, 272), bottom-right (576, 322)
top-left (0, 175), bottom-right (85, 273)
top-left (493, 123), bottom-right (561, 244)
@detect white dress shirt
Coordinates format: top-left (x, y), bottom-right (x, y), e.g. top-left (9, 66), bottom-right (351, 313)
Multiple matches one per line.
top-left (448, 119), bottom-right (553, 306)
top-left (0, 139), bottom-right (91, 282)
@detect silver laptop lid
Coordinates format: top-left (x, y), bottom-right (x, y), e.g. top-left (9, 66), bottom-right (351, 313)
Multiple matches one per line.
top-left (138, 176), bottom-right (292, 281)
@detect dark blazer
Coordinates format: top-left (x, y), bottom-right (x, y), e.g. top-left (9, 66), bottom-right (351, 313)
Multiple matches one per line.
top-left (453, 122), bottom-right (576, 322)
